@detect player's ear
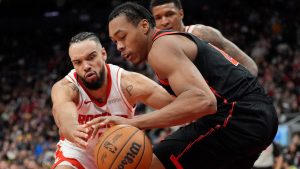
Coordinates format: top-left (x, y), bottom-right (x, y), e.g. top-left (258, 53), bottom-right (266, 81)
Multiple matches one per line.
top-left (140, 19), bottom-right (150, 34)
top-left (179, 9), bottom-right (184, 19)
top-left (101, 47), bottom-right (107, 61)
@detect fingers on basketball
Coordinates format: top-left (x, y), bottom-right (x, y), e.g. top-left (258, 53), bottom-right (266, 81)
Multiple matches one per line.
top-left (94, 124), bottom-right (153, 169)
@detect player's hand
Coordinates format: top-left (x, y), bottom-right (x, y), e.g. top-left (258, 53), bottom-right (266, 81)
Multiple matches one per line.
top-left (86, 116), bottom-right (132, 139)
top-left (69, 124), bottom-right (93, 149)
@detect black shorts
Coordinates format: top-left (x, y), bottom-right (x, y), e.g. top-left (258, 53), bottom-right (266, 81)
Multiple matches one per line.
top-left (153, 95), bottom-right (278, 169)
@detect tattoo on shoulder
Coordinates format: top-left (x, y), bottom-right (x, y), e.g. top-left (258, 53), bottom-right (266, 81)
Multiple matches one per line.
top-left (196, 26), bottom-right (220, 44)
top-left (126, 85), bottom-right (133, 96)
top-left (66, 83), bottom-right (79, 92)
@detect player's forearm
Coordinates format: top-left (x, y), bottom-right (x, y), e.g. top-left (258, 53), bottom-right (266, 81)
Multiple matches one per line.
top-left (53, 102), bottom-right (79, 141)
top-left (132, 89), bottom-right (217, 129)
top-left (143, 90), bottom-right (175, 110)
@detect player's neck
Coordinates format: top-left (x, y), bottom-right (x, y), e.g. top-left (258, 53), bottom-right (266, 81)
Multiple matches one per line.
top-left (181, 26), bottom-right (186, 32)
top-left (87, 72), bottom-right (108, 103)
top-left (149, 28), bottom-right (158, 49)
top-left (181, 23), bottom-right (187, 32)
top-left (90, 87), bottom-right (106, 102)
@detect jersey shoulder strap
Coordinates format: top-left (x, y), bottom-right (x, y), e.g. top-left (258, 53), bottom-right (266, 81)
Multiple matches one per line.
top-left (152, 29), bottom-right (180, 42)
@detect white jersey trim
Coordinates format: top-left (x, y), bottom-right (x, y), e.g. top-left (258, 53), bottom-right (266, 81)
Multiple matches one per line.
top-left (185, 25), bottom-right (196, 33)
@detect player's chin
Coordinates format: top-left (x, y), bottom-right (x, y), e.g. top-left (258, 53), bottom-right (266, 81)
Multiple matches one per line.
top-left (85, 79), bottom-right (97, 84)
top-left (131, 57), bottom-right (145, 65)
top-left (132, 59), bottom-right (144, 65)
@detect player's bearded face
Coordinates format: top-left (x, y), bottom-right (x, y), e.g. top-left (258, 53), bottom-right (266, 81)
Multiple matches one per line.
top-left (80, 65), bottom-right (105, 90)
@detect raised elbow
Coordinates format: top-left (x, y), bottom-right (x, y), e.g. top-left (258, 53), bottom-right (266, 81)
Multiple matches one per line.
top-left (206, 96), bottom-right (217, 115)
top-left (250, 65), bottom-right (258, 77)
top-left (193, 90), bottom-right (217, 116)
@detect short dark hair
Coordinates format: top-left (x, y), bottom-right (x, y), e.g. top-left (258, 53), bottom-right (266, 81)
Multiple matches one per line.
top-left (149, 0), bottom-right (182, 10)
top-left (69, 32), bottom-right (101, 47)
top-left (108, 2), bottom-right (156, 28)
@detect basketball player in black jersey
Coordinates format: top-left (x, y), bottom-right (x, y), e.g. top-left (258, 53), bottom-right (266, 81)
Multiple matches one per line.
top-left (149, 0), bottom-right (258, 76)
top-left (87, 2), bottom-right (278, 169)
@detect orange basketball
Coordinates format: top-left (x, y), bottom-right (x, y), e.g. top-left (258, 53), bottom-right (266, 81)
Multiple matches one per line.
top-left (94, 124), bottom-right (153, 169)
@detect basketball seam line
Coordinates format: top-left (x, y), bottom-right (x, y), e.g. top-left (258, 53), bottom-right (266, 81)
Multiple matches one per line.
top-left (110, 128), bottom-right (140, 169)
top-left (96, 125), bottom-right (132, 168)
top-left (134, 131), bottom-right (146, 169)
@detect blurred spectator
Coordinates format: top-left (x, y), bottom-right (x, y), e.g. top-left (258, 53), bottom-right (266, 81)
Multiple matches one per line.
top-left (253, 142), bottom-right (284, 169)
top-left (282, 132), bottom-right (300, 168)
top-left (0, 0), bottom-right (299, 167)
top-left (0, 160), bottom-right (9, 169)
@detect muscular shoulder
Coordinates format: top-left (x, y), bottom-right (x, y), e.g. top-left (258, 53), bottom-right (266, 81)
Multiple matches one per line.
top-left (190, 24), bottom-right (223, 44)
top-left (149, 33), bottom-right (197, 79)
top-left (51, 78), bottom-right (79, 103)
top-left (151, 34), bottom-right (188, 56)
top-left (52, 78), bottom-right (77, 91)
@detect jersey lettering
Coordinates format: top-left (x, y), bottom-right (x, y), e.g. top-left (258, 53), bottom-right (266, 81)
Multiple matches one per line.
top-left (78, 113), bottom-right (128, 124)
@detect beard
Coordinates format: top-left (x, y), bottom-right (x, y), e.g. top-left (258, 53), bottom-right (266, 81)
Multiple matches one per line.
top-left (79, 65), bottom-right (106, 90)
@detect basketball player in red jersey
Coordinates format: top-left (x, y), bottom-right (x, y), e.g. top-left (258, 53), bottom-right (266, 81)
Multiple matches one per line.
top-left (150, 0), bottom-right (258, 76)
top-left (51, 32), bottom-right (174, 169)
top-left (87, 2), bottom-right (278, 169)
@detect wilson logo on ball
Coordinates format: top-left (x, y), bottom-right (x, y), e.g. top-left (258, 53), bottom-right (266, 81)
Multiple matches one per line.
top-left (104, 141), bottom-right (118, 153)
top-left (117, 142), bottom-right (142, 169)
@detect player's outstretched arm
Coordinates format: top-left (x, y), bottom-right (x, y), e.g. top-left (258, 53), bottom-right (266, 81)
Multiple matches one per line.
top-left (192, 24), bottom-right (258, 76)
top-left (86, 70), bottom-right (175, 138)
top-left (51, 78), bottom-right (90, 148)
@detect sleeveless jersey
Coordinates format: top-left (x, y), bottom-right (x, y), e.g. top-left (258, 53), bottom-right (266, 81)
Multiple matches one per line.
top-left (152, 29), bottom-right (266, 104)
top-left (53, 64), bottom-right (135, 169)
top-left (185, 25), bottom-right (196, 33)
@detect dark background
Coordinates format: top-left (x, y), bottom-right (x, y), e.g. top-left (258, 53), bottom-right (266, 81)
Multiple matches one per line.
top-left (0, 0), bottom-right (299, 168)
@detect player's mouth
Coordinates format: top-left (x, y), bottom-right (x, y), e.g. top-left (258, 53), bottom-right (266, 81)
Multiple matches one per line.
top-left (85, 72), bottom-right (97, 81)
top-left (162, 26), bottom-right (172, 30)
top-left (122, 53), bottom-right (132, 61)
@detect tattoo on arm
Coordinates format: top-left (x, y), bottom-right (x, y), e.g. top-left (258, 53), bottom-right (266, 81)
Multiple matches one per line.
top-left (200, 28), bottom-right (223, 47)
top-left (126, 85), bottom-right (133, 96)
top-left (66, 83), bottom-right (79, 92)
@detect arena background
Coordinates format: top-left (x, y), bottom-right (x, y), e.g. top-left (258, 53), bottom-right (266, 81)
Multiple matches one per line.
top-left (0, 0), bottom-right (299, 168)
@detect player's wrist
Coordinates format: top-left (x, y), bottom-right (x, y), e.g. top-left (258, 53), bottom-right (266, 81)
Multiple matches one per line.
top-left (130, 118), bottom-right (142, 130)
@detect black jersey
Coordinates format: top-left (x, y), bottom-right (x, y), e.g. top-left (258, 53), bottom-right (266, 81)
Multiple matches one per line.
top-left (151, 29), bottom-right (278, 169)
top-left (152, 29), bottom-right (267, 103)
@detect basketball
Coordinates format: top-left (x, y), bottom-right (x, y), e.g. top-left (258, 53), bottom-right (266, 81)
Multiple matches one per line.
top-left (94, 124), bottom-right (153, 169)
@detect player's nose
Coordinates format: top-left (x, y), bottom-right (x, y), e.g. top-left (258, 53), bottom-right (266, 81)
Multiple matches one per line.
top-left (83, 61), bottom-right (91, 71)
top-left (116, 42), bottom-right (125, 51)
top-left (161, 16), bottom-right (170, 27)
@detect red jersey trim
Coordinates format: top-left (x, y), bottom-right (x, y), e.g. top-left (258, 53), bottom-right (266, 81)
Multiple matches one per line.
top-left (170, 101), bottom-right (236, 169)
top-left (52, 145), bottom-right (85, 169)
top-left (155, 73), bottom-right (169, 86)
top-left (209, 86), bottom-right (228, 104)
top-left (209, 44), bottom-right (239, 66)
top-left (152, 29), bottom-right (178, 41)
top-left (151, 28), bottom-right (161, 41)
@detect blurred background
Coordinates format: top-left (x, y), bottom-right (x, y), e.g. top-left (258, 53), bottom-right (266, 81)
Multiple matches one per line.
top-left (0, 0), bottom-right (299, 168)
